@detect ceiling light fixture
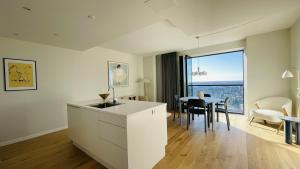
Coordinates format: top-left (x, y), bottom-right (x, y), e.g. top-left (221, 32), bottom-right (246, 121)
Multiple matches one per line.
top-left (192, 36), bottom-right (207, 77)
top-left (22, 6), bottom-right (32, 11)
top-left (88, 15), bottom-right (96, 20)
top-left (196, 36), bottom-right (200, 48)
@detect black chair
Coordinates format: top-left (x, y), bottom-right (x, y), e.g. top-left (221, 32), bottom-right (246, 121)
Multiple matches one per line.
top-left (187, 99), bottom-right (207, 132)
top-left (173, 95), bottom-right (187, 121)
top-left (215, 97), bottom-right (230, 131)
top-left (204, 94), bottom-right (211, 97)
top-left (129, 96), bottom-right (136, 100)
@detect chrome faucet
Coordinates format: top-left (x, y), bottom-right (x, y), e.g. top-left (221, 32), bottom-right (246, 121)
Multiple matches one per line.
top-left (109, 85), bottom-right (116, 104)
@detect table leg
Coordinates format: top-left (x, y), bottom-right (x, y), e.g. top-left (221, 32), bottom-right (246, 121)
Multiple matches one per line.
top-left (212, 102), bottom-right (215, 131)
top-left (296, 122), bottom-right (300, 145)
top-left (207, 105), bottom-right (210, 128)
top-left (284, 120), bottom-right (292, 144)
top-left (179, 101), bottom-right (182, 125)
top-left (187, 110), bottom-right (189, 130)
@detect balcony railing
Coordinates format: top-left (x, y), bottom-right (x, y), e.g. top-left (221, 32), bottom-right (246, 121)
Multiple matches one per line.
top-left (187, 84), bottom-right (244, 114)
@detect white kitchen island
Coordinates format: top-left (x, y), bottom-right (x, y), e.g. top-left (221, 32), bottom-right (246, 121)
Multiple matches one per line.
top-left (67, 99), bottom-right (167, 169)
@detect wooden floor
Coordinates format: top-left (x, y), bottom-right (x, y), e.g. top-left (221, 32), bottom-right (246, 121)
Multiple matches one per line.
top-left (1, 114), bottom-right (300, 169)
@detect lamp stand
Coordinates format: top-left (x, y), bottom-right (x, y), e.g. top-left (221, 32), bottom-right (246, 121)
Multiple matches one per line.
top-left (297, 70), bottom-right (300, 118)
top-left (144, 83), bottom-right (147, 97)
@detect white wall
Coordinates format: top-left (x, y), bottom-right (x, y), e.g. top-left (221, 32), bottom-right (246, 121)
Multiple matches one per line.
top-left (0, 37), bottom-right (143, 145)
top-left (143, 55), bottom-right (156, 101)
top-left (246, 29), bottom-right (291, 113)
top-left (290, 19), bottom-right (300, 117)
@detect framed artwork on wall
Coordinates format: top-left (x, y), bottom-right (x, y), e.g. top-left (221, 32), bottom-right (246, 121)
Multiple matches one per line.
top-left (108, 61), bottom-right (129, 87)
top-left (3, 58), bottom-right (37, 91)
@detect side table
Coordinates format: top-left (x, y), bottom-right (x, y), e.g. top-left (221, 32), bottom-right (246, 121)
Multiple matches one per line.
top-left (280, 116), bottom-right (300, 145)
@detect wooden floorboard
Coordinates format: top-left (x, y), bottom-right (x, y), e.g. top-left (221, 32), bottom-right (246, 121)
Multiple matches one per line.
top-left (1, 114), bottom-right (300, 169)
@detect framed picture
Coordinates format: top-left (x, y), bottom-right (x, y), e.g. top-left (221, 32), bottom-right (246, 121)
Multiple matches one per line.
top-left (108, 61), bottom-right (129, 87)
top-left (3, 58), bottom-right (37, 91)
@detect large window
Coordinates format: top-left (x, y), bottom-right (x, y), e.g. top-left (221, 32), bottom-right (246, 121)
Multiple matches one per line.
top-left (186, 50), bottom-right (244, 114)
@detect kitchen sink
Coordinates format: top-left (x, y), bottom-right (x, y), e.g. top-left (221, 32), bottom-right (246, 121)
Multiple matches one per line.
top-left (89, 102), bottom-right (123, 109)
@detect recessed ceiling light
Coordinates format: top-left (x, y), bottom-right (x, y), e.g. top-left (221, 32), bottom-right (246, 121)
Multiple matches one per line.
top-left (88, 15), bottom-right (96, 20)
top-left (22, 6), bottom-right (32, 11)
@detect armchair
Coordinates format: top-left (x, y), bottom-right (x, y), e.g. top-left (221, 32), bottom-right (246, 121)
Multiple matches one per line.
top-left (249, 97), bottom-right (292, 133)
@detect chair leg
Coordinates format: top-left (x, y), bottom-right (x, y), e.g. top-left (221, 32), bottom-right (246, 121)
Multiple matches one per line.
top-left (173, 111), bottom-right (176, 121)
top-left (264, 120), bottom-right (267, 125)
top-left (249, 116), bottom-right (254, 125)
top-left (210, 109), bottom-right (213, 122)
top-left (210, 106), bottom-right (213, 121)
top-left (277, 122), bottom-right (283, 134)
top-left (187, 111), bottom-right (189, 130)
top-left (192, 113), bottom-right (194, 120)
top-left (225, 112), bottom-right (230, 131)
top-left (204, 113), bottom-right (207, 133)
top-left (207, 110), bottom-right (210, 128)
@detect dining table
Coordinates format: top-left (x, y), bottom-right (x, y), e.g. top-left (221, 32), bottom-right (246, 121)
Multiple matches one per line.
top-left (178, 96), bottom-right (222, 130)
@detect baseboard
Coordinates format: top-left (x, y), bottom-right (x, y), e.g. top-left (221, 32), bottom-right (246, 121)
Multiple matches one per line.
top-left (0, 125), bottom-right (68, 147)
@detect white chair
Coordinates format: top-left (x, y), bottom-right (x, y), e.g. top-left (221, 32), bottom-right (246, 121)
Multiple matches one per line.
top-left (249, 97), bottom-right (292, 133)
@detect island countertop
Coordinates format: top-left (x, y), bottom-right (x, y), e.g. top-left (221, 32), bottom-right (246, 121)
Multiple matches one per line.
top-left (67, 98), bottom-right (167, 169)
top-left (67, 99), bottom-right (166, 117)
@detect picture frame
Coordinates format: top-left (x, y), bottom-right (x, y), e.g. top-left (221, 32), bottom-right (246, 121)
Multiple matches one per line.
top-left (3, 58), bottom-right (37, 91)
top-left (108, 61), bottom-right (129, 87)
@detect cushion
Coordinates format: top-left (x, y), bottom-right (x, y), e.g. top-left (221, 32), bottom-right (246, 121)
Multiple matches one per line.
top-left (252, 109), bottom-right (283, 123)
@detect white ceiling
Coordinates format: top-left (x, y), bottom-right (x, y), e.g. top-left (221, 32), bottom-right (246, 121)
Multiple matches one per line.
top-left (0, 0), bottom-right (159, 50)
top-left (1, 0), bottom-right (300, 55)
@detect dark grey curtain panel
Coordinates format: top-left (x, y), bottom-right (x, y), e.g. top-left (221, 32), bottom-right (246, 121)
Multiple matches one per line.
top-left (160, 52), bottom-right (178, 111)
top-left (156, 55), bottom-right (163, 102)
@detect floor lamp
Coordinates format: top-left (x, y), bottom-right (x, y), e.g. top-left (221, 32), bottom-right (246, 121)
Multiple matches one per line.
top-left (138, 78), bottom-right (150, 97)
top-left (282, 69), bottom-right (300, 117)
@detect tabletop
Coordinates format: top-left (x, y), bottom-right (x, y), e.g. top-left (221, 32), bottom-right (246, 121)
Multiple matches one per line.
top-left (179, 96), bottom-right (222, 103)
top-left (280, 116), bottom-right (300, 123)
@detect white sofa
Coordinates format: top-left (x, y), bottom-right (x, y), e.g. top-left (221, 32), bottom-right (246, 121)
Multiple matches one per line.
top-left (249, 97), bottom-right (292, 132)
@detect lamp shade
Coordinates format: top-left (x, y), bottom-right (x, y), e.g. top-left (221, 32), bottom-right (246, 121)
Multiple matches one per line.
top-left (282, 69), bottom-right (294, 79)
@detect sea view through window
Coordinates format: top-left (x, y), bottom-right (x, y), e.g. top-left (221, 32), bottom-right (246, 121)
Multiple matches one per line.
top-left (186, 50), bottom-right (244, 114)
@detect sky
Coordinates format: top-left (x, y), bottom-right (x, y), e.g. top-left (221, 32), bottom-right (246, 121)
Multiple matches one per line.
top-left (190, 51), bottom-right (244, 82)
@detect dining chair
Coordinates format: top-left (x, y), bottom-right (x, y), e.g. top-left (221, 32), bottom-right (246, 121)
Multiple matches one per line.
top-left (215, 97), bottom-right (230, 131)
top-left (187, 99), bottom-right (207, 132)
top-left (129, 96), bottom-right (136, 100)
top-left (173, 95), bottom-right (187, 121)
top-left (204, 93), bottom-right (212, 126)
top-left (204, 94), bottom-right (211, 97)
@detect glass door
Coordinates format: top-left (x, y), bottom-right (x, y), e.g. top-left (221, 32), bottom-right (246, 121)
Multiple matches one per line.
top-left (186, 50), bottom-right (244, 114)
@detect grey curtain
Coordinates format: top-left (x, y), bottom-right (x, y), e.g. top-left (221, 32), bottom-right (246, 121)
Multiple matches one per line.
top-left (160, 52), bottom-right (178, 111)
top-left (156, 55), bottom-right (163, 102)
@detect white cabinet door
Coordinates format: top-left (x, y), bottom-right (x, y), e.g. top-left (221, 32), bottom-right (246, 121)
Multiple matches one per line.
top-left (95, 138), bottom-right (128, 169)
top-left (127, 104), bottom-right (167, 169)
top-left (97, 121), bottom-right (127, 149)
top-left (153, 105), bottom-right (168, 147)
top-left (67, 105), bottom-right (84, 145)
top-left (68, 106), bottom-right (98, 153)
